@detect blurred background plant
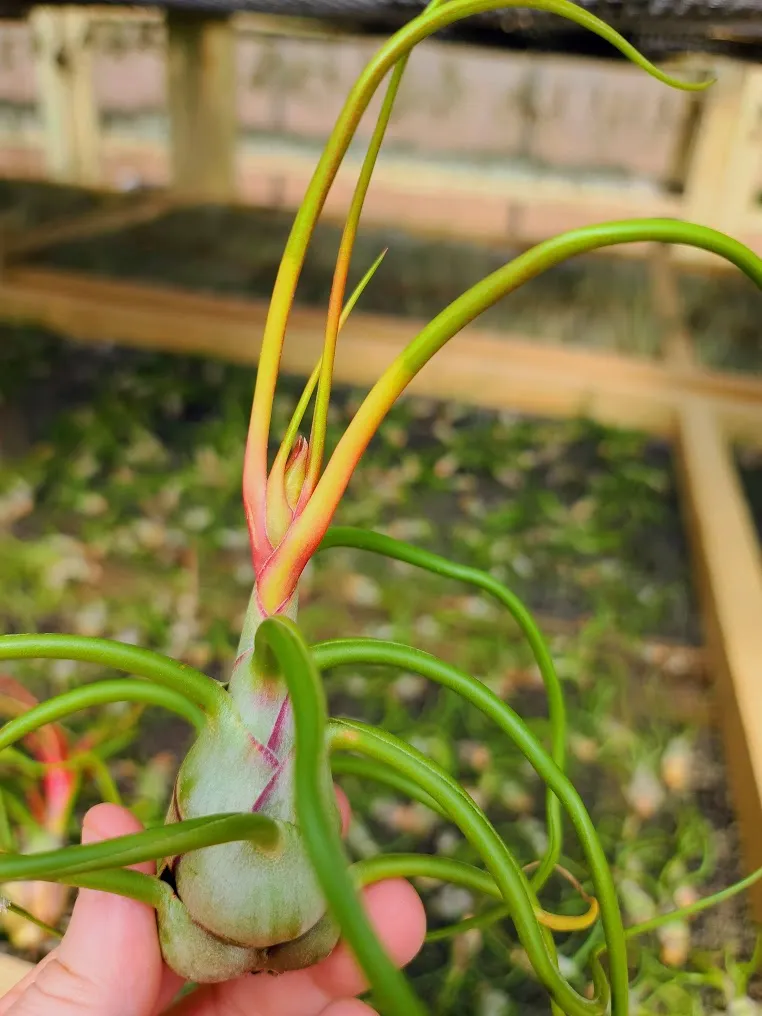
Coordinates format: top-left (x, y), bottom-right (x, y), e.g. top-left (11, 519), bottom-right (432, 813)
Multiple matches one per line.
top-left (0, 663), bottom-right (174, 956)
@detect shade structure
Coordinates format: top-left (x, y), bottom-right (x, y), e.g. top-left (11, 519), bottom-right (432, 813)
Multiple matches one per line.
top-left (6, 1), bottom-right (762, 57)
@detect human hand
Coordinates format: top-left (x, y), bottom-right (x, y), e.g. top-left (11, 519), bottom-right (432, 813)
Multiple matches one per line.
top-left (0, 801), bottom-right (426, 1016)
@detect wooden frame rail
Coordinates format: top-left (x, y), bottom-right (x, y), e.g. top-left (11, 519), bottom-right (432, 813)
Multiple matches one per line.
top-left (648, 246), bottom-right (762, 916)
top-left (27, 6), bottom-right (99, 187)
top-left (677, 402), bottom-right (762, 918)
top-left (1, 263), bottom-right (762, 443)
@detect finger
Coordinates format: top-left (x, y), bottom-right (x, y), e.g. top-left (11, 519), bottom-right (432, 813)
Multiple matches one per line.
top-left (167, 877), bottom-right (426, 1016)
top-left (0, 954), bottom-right (55, 1010)
top-left (154, 968), bottom-right (187, 1014)
top-left (318, 1002), bottom-right (378, 1016)
top-left (310, 879), bottom-right (426, 998)
top-left (334, 784), bottom-right (351, 837)
top-left (3, 805), bottom-right (163, 1016)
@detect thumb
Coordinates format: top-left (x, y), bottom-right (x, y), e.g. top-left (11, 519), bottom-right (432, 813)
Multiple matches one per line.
top-left (319, 1003), bottom-right (378, 1015)
top-left (2, 804), bottom-right (163, 1016)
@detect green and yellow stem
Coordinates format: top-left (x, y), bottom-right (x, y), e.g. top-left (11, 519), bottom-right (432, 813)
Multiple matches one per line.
top-left (1, 901), bottom-right (62, 940)
top-left (0, 634), bottom-right (225, 717)
top-left (58, 867), bottom-right (168, 909)
top-left (303, 0), bottom-right (452, 497)
top-left (0, 813), bottom-right (280, 883)
top-left (331, 754), bottom-right (446, 818)
top-left (586, 863), bottom-right (762, 1005)
top-left (352, 854), bottom-right (598, 933)
top-left (318, 526), bottom-right (566, 889)
top-left (271, 249), bottom-right (388, 481)
top-left (266, 250), bottom-right (388, 547)
top-left (315, 639), bottom-right (628, 1013)
top-left (243, 0), bottom-right (704, 576)
top-left (302, 39), bottom-right (436, 501)
top-left (260, 221), bottom-right (762, 611)
top-left (328, 718), bottom-right (603, 1016)
top-left (0, 747), bottom-right (45, 778)
top-left (1, 744), bottom-right (141, 784)
top-left (0, 680), bottom-right (205, 754)
top-left (0, 792), bottom-right (13, 852)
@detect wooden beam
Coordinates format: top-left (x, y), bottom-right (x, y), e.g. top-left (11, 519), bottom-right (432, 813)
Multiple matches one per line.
top-left (2, 266), bottom-right (762, 442)
top-left (165, 10), bottom-right (237, 202)
top-left (29, 6), bottom-right (100, 186)
top-left (676, 402), bottom-right (762, 920)
top-left (681, 60), bottom-right (762, 263)
top-left (665, 89), bottom-right (703, 194)
top-left (649, 243), bottom-right (696, 368)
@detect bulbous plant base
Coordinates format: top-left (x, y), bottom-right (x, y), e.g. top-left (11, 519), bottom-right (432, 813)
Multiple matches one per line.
top-left (157, 890), bottom-right (266, 983)
top-left (172, 823), bottom-right (329, 948)
top-left (152, 598), bottom-right (343, 983)
top-left (157, 888), bottom-right (340, 983)
top-left (264, 911), bottom-right (341, 974)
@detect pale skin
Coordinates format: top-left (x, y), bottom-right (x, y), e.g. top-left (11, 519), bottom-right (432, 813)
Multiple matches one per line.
top-left (0, 798), bottom-right (426, 1016)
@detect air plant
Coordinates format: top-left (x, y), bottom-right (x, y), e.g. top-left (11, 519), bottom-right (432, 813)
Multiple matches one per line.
top-left (2, 2), bottom-right (762, 1013)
